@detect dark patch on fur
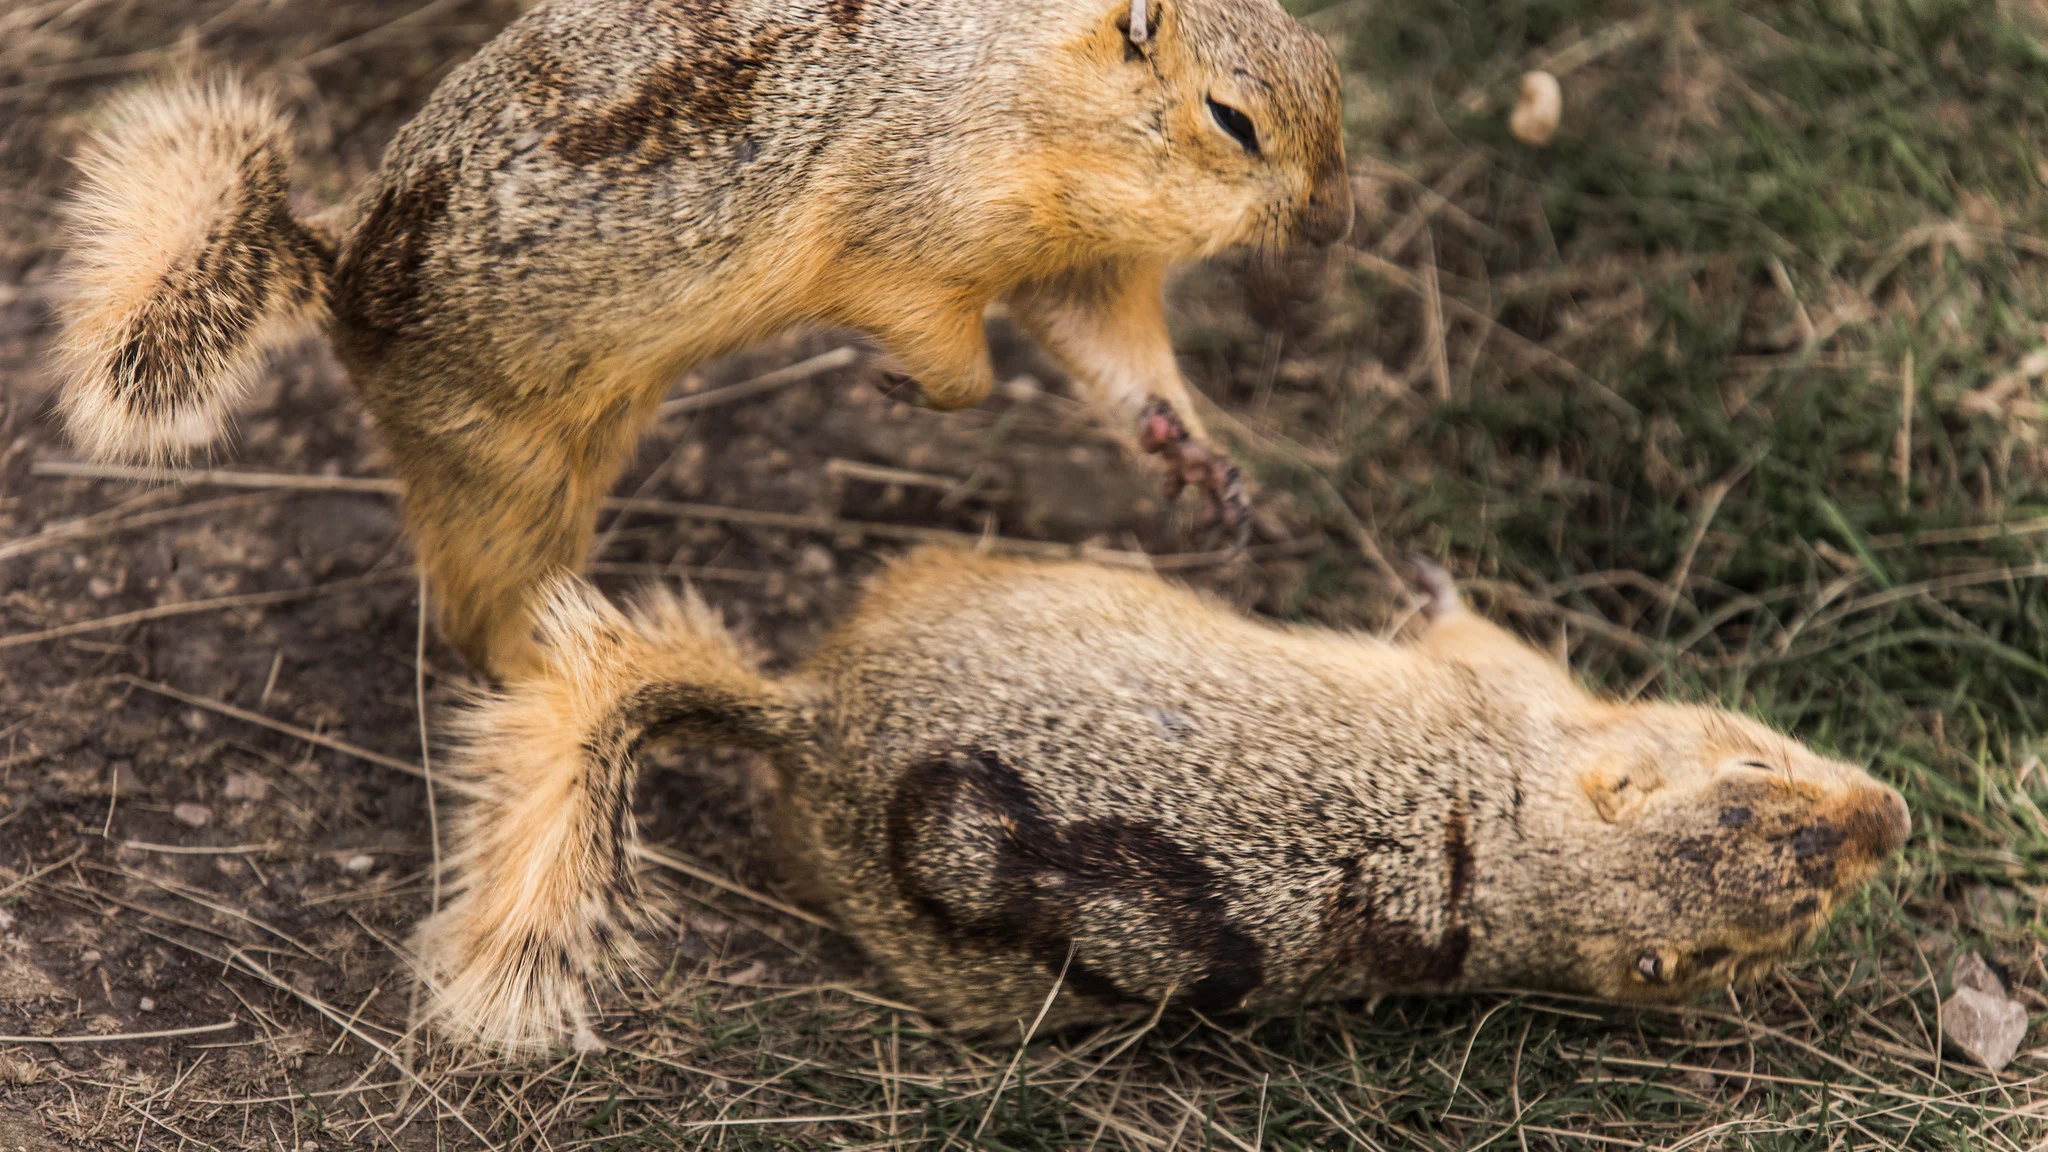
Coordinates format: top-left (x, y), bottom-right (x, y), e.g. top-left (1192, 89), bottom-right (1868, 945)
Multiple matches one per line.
top-left (111, 147), bottom-right (327, 414)
top-left (551, 19), bottom-right (794, 166)
top-left (330, 162), bottom-right (453, 346)
top-left (1443, 800), bottom-right (1472, 912)
top-left (1319, 796), bottom-right (1473, 986)
top-left (1787, 821), bottom-right (1844, 860)
top-left (827, 0), bottom-right (864, 32)
top-left (1718, 806), bottom-right (1754, 828)
top-left (884, 751), bottom-right (1264, 1012)
top-left (619, 683), bottom-right (790, 749)
top-left (1321, 860), bottom-right (1469, 985)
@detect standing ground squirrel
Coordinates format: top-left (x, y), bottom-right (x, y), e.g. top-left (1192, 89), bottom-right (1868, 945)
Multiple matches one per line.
top-left (417, 550), bottom-right (1910, 1055)
top-left (51, 0), bottom-right (1352, 676)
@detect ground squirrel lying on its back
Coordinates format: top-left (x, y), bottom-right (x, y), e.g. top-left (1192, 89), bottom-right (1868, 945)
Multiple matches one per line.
top-left (51, 0), bottom-right (1352, 677)
top-left (415, 550), bottom-right (1910, 1055)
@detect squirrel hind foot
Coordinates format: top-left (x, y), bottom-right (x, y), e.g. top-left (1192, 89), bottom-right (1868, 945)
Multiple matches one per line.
top-left (1404, 555), bottom-right (1463, 620)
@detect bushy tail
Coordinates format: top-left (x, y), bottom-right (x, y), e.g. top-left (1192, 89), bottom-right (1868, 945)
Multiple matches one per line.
top-left (53, 78), bottom-right (334, 463)
top-left (412, 578), bottom-right (811, 1056)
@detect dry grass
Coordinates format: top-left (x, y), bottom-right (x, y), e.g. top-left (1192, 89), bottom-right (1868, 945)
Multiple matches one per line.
top-left (2, 0), bottom-right (2046, 1147)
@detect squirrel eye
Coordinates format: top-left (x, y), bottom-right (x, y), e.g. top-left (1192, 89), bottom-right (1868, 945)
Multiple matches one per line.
top-left (1635, 952), bottom-right (1666, 982)
top-left (1206, 96), bottom-right (1260, 155)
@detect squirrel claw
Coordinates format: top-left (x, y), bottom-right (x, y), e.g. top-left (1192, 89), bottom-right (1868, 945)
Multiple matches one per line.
top-left (1405, 554), bottom-right (1463, 620)
top-left (1138, 399), bottom-right (1250, 548)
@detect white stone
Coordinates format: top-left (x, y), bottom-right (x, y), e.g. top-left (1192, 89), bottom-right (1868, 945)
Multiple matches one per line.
top-left (1941, 986), bottom-right (2029, 1072)
top-left (1510, 71), bottom-right (1563, 147)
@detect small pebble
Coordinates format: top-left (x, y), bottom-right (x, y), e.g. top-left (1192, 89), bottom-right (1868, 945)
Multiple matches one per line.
top-left (137, 997), bottom-right (154, 1012)
top-left (344, 854), bottom-right (376, 873)
top-left (222, 773), bottom-right (269, 802)
top-left (1510, 70), bottom-right (1563, 146)
top-left (1943, 986), bottom-right (2028, 1071)
top-left (171, 802), bottom-right (212, 828)
top-left (1942, 952), bottom-right (2029, 1071)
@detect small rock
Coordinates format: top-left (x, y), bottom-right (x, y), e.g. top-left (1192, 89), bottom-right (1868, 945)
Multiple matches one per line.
top-left (136, 997), bottom-right (154, 1012)
top-left (1510, 70), bottom-right (1563, 147)
top-left (78, 951), bottom-right (101, 967)
top-left (343, 854), bottom-right (375, 873)
top-left (87, 575), bottom-right (120, 600)
top-left (222, 773), bottom-right (269, 802)
top-left (1942, 986), bottom-right (2028, 1072)
top-left (1954, 951), bottom-right (2010, 997)
top-left (171, 803), bottom-right (212, 828)
top-left (795, 544), bottom-right (835, 578)
top-left (0, 909), bottom-right (15, 931)
top-left (179, 709), bottom-right (211, 734)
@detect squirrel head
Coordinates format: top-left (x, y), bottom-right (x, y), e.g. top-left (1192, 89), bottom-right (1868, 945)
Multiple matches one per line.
top-left (1529, 705), bottom-right (1910, 1003)
top-left (1030, 0), bottom-right (1351, 258)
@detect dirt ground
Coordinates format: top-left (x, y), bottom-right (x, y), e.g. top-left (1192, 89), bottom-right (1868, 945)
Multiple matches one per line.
top-left (0, 2), bottom-right (1356, 1147)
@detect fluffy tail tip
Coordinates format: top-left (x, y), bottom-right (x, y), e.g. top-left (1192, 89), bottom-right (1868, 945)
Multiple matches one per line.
top-left (52, 76), bottom-right (330, 463)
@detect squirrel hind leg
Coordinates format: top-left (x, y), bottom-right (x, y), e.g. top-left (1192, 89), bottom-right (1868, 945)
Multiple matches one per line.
top-left (1404, 555), bottom-right (1464, 621)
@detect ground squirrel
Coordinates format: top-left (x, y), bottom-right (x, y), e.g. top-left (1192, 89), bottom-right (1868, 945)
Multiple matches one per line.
top-left (415, 550), bottom-right (1910, 1055)
top-left (51, 0), bottom-right (1352, 676)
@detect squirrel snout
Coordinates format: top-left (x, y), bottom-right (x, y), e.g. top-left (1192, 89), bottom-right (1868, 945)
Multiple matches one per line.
top-left (1294, 164), bottom-right (1354, 247)
top-left (1844, 785), bottom-right (1911, 857)
top-left (1808, 782), bottom-right (1911, 862)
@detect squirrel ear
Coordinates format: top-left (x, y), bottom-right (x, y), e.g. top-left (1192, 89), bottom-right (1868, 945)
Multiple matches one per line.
top-left (1580, 753), bottom-right (1664, 823)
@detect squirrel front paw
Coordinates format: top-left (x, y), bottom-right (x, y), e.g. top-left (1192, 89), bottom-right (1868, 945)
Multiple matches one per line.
top-left (1138, 398), bottom-right (1250, 546)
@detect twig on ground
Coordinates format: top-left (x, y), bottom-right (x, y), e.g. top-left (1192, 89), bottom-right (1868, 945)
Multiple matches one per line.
top-left (632, 844), bottom-right (833, 930)
top-left (0, 571), bottom-right (409, 650)
top-left (117, 841), bottom-right (282, 856)
top-left (0, 1019), bottom-right (240, 1044)
top-left (658, 346), bottom-right (859, 417)
top-left (116, 675), bottom-right (486, 800)
top-left (0, 492), bottom-right (281, 563)
top-left (30, 458), bottom-right (1318, 568)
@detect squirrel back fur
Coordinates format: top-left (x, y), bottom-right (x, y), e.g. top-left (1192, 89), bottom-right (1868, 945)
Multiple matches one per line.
top-left (419, 550), bottom-right (1911, 1055)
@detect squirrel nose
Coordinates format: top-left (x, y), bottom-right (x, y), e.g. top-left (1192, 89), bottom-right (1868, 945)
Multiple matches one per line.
top-left (1837, 784), bottom-right (1911, 857)
top-left (1295, 162), bottom-right (1353, 247)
